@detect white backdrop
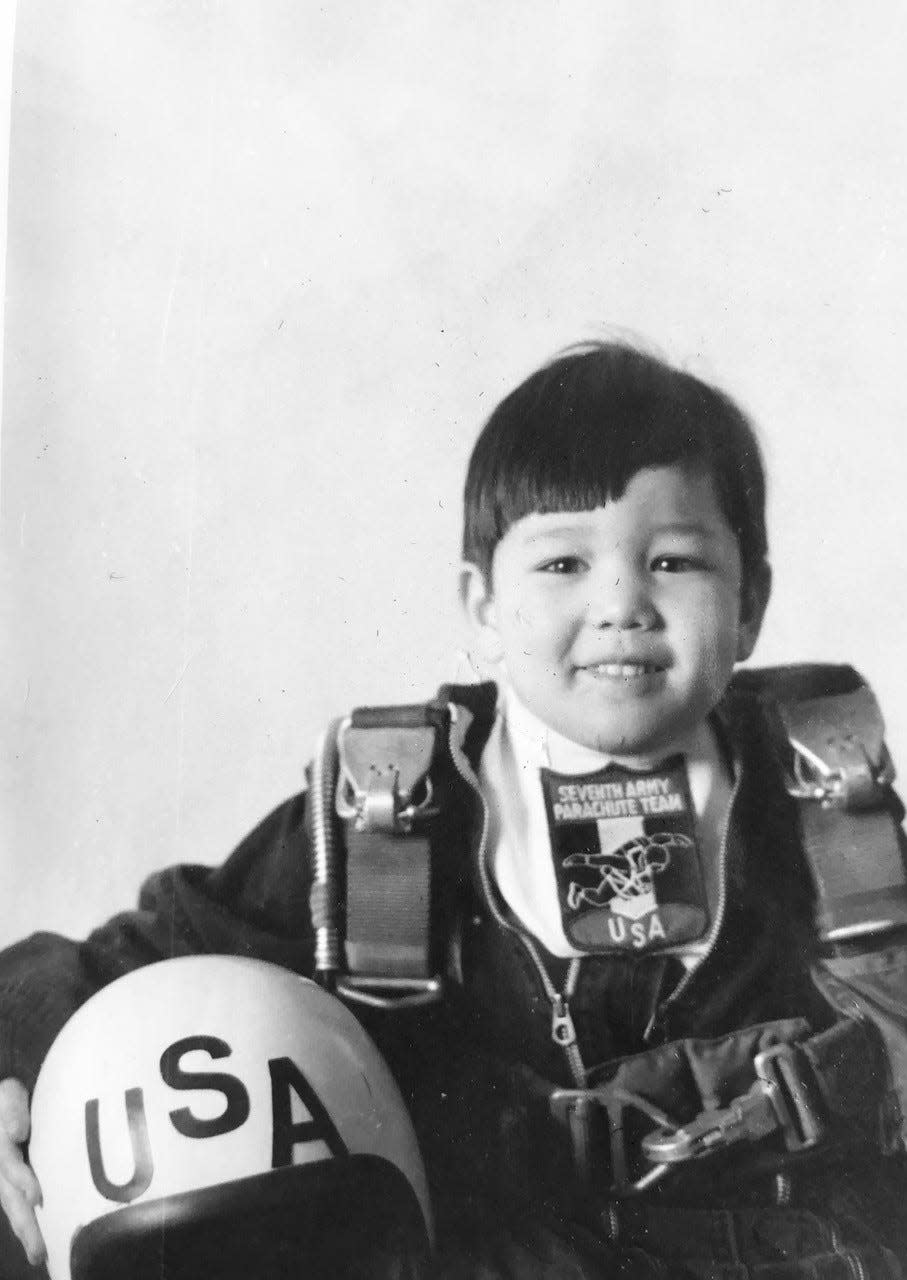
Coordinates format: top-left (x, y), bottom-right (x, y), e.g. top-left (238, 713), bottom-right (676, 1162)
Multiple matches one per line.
top-left (3, 1), bottom-right (907, 947)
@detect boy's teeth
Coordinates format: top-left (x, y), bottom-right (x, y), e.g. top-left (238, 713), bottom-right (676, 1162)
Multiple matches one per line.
top-left (592, 662), bottom-right (651, 677)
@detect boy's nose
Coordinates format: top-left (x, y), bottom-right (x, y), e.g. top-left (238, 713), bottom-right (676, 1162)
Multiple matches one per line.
top-left (586, 572), bottom-right (657, 631)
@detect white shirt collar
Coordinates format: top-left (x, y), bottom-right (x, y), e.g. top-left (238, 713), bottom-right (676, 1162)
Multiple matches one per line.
top-left (501, 683), bottom-right (724, 781)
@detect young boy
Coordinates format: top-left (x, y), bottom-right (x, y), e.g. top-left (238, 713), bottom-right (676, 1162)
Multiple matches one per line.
top-left (2, 341), bottom-right (906, 1278)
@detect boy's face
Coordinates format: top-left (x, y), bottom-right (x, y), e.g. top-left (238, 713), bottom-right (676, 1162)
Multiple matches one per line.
top-left (461, 465), bottom-right (769, 760)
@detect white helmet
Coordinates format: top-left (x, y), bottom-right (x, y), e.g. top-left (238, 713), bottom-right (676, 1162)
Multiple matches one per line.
top-left (29, 955), bottom-right (433, 1280)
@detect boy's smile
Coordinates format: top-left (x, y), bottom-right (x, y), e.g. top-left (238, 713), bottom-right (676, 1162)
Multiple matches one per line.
top-left (462, 466), bottom-right (769, 761)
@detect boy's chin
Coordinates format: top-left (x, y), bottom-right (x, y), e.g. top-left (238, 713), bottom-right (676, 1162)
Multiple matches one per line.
top-left (555, 710), bottom-right (697, 763)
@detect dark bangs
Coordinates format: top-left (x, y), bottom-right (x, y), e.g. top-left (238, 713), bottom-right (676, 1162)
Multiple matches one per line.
top-left (462, 343), bottom-right (767, 586)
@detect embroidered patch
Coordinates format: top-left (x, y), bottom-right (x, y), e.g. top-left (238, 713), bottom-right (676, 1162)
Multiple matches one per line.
top-left (540, 758), bottom-right (709, 953)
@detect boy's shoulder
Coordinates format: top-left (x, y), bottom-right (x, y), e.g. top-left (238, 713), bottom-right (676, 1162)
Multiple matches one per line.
top-left (724, 662), bottom-right (889, 808)
top-left (725, 663), bottom-right (905, 943)
top-left (728, 661), bottom-right (874, 713)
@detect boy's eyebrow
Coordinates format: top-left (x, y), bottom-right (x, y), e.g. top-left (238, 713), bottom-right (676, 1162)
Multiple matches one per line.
top-left (651, 522), bottom-right (724, 540)
top-left (521, 520), bottom-right (723, 543)
top-left (522, 524), bottom-right (594, 543)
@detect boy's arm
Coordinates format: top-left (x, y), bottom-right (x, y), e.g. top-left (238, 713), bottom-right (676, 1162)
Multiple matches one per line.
top-left (81, 789), bottom-right (317, 994)
top-left (0, 789), bottom-right (316, 1092)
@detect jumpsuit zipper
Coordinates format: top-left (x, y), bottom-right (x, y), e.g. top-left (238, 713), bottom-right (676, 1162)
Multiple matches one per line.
top-left (448, 701), bottom-right (743, 1072)
top-left (447, 705), bottom-right (589, 1085)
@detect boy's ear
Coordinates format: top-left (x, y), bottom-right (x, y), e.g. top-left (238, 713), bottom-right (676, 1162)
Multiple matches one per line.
top-left (459, 562), bottom-right (505, 665)
top-left (736, 560), bottom-right (772, 662)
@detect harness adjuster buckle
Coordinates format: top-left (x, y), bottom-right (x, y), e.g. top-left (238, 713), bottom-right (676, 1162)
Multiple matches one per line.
top-left (753, 1042), bottom-right (825, 1149)
top-left (336, 721), bottom-right (439, 834)
top-left (787, 735), bottom-right (894, 811)
top-left (335, 974), bottom-right (444, 1011)
top-left (780, 687), bottom-right (895, 811)
top-left (641, 1042), bottom-right (825, 1167)
top-left (549, 1085), bottom-right (675, 1196)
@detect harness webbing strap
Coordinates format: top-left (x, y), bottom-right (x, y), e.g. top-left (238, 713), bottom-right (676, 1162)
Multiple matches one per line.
top-left (345, 829), bottom-right (432, 979)
top-left (735, 665), bottom-right (907, 944)
top-left (799, 807), bottom-right (907, 941)
top-left (801, 1015), bottom-right (892, 1127)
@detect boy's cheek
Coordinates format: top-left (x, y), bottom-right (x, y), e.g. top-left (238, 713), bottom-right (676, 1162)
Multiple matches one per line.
top-left (499, 600), bottom-right (544, 641)
top-left (472, 625), bottom-right (505, 665)
top-left (501, 604), bottom-right (537, 634)
top-left (504, 611), bottom-right (571, 660)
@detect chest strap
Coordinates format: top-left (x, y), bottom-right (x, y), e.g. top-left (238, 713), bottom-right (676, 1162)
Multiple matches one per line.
top-left (733, 665), bottom-right (907, 944)
top-left (486, 1014), bottom-right (897, 1208)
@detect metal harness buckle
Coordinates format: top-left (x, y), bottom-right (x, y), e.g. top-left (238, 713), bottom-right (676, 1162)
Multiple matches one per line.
top-left (781, 689), bottom-right (895, 811)
top-left (641, 1042), bottom-right (825, 1167)
top-left (336, 720), bottom-right (438, 834)
top-left (550, 1085), bottom-right (677, 1195)
top-left (788, 736), bottom-right (894, 810)
top-left (335, 974), bottom-right (445, 1010)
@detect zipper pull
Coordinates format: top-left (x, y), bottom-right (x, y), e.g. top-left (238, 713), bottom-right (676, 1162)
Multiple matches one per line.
top-left (551, 995), bottom-right (577, 1048)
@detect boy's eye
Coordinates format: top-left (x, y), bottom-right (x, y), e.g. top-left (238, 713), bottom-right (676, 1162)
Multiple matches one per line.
top-left (650, 554), bottom-right (706, 574)
top-left (537, 556), bottom-right (587, 575)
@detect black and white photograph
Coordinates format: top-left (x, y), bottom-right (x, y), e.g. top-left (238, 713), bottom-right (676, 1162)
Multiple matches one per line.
top-left (3, 4), bottom-right (907, 1277)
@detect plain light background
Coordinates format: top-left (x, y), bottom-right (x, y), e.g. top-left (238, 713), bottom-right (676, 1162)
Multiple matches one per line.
top-left (3, 2), bottom-right (907, 948)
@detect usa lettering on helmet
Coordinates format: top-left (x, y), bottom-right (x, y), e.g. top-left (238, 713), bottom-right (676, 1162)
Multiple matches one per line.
top-left (29, 956), bottom-right (434, 1280)
top-left (84, 1035), bottom-right (347, 1205)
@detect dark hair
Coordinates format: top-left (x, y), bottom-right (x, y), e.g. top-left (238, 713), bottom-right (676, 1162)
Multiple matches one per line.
top-left (462, 341), bottom-right (768, 587)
